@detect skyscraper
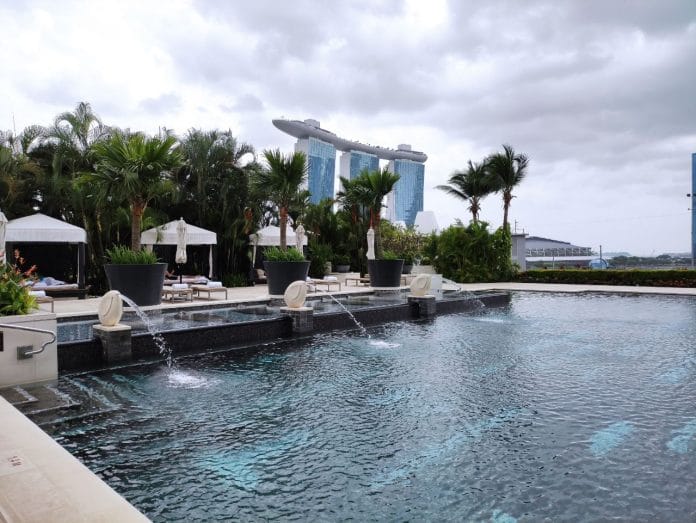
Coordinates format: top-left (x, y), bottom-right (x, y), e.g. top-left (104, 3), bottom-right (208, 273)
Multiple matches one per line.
top-left (295, 136), bottom-right (336, 204)
top-left (387, 158), bottom-right (425, 227)
top-left (691, 153), bottom-right (696, 266)
top-left (339, 150), bottom-right (380, 180)
top-left (272, 119), bottom-right (427, 210)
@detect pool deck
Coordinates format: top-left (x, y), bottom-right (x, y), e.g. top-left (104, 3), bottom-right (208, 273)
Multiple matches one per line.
top-left (41, 282), bottom-right (696, 318)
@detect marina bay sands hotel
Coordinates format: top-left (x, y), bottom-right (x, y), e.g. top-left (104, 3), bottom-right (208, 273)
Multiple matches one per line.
top-left (272, 118), bottom-right (428, 226)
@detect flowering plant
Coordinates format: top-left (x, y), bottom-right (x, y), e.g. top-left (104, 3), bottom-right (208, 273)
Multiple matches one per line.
top-left (0, 263), bottom-right (37, 316)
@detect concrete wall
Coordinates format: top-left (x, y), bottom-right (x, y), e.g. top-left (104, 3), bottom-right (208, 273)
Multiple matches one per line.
top-left (0, 312), bottom-right (57, 388)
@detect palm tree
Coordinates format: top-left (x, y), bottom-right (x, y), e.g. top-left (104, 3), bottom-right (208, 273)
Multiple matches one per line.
top-left (352, 167), bottom-right (400, 258)
top-left (88, 131), bottom-right (183, 251)
top-left (486, 144), bottom-right (529, 230)
top-left (178, 129), bottom-right (255, 226)
top-left (0, 130), bottom-right (43, 217)
top-left (254, 149), bottom-right (307, 249)
top-left (39, 102), bottom-right (112, 277)
top-left (436, 160), bottom-right (493, 224)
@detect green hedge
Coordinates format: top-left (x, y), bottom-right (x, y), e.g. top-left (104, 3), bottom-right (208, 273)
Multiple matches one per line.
top-left (517, 269), bottom-right (696, 287)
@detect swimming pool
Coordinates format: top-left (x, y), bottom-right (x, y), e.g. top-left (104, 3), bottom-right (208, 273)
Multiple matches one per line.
top-left (47, 292), bottom-right (696, 521)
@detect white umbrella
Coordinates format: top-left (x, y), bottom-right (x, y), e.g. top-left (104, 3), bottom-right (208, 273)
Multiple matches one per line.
top-left (366, 227), bottom-right (375, 260)
top-left (295, 224), bottom-right (305, 252)
top-left (175, 217), bottom-right (188, 283)
top-left (0, 210), bottom-right (7, 264)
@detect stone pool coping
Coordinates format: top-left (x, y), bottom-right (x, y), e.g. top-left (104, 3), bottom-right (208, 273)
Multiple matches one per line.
top-left (0, 396), bottom-right (149, 522)
top-left (45, 282), bottom-right (696, 319)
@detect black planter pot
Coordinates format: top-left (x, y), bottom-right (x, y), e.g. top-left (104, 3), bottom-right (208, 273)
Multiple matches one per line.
top-left (104, 263), bottom-right (167, 306)
top-left (368, 259), bottom-right (404, 287)
top-left (264, 260), bottom-right (311, 296)
top-left (335, 265), bottom-right (350, 273)
top-left (402, 264), bottom-right (413, 274)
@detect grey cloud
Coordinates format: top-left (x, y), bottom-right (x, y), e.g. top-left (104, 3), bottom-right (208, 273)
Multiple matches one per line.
top-left (138, 93), bottom-right (182, 114)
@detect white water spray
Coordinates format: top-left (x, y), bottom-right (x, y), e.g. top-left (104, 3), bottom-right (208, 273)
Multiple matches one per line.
top-left (120, 295), bottom-right (173, 367)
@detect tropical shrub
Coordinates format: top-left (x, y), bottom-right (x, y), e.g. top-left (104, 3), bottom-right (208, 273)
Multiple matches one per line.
top-left (263, 246), bottom-right (305, 262)
top-left (434, 222), bottom-right (515, 282)
top-left (105, 246), bottom-right (159, 264)
top-left (308, 242), bottom-right (333, 278)
top-left (0, 264), bottom-right (36, 316)
top-left (222, 273), bottom-right (249, 288)
top-left (380, 221), bottom-right (426, 263)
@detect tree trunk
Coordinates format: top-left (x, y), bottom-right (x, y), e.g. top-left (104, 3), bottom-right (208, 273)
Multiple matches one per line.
top-left (279, 206), bottom-right (287, 250)
top-left (373, 208), bottom-right (382, 259)
top-left (131, 200), bottom-right (146, 251)
top-left (502, 192), bottom-right (512, 231)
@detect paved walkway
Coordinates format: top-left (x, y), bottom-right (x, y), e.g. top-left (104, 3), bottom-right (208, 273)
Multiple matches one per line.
top-left (40, 281), bottom-right (696, 318)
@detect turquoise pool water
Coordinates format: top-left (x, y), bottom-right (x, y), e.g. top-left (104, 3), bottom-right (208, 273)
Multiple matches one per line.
top-left (48, 292), bottom-right (696, 521)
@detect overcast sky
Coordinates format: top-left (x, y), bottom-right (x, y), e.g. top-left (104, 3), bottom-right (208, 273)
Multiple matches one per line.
top-left (2, 0), bottom-right (695, 255)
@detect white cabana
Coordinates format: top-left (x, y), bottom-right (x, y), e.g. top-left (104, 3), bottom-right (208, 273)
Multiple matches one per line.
top-left (6, 213), bottom-right (87, 286)
top-left (251, 224), bottom-right (308, 247)
top-left (141, 220), bottom-right (217, 278)
top-left (249, 224), bottom-right (308, 270)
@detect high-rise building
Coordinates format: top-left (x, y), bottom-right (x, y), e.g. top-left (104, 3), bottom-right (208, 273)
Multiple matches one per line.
top-left (295, 136), bottom-right (336, 204)
top-left (386, 157), bottom-right (425, 227)
top-left (691, 153), bottom-right (696, 264)
top-left (272, 119), bottom-right (427, 211)
top-left (339, 150), bottom-right (380, 181)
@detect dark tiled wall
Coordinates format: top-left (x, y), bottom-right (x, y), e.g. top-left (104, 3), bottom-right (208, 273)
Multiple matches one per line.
top-left (58, 293), bottom-right (511, 373)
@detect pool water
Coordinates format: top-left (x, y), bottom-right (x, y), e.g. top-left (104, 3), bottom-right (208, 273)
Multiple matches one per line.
top-left (48, 293), bottom-right (696, 521)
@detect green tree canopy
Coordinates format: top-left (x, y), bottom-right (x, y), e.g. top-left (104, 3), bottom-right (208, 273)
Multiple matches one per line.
top-left (254, 149), bottom-right (307, 249)
top-left (87, 132), bottom-right (183, 250)
top-left (437, 159), bottom-right (493, 224)
top-left (486, 144), bottom-right (529, 230)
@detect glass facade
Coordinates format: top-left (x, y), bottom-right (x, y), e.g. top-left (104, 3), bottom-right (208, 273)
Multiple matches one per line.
top-left (392, 160), bottom-right (425, 227)
top-left (349, 151), bottom-right (379, 180)
top-left (307, 138), bottom-right (336, 204)
top-left (692, 153), bottom-right (696, 262)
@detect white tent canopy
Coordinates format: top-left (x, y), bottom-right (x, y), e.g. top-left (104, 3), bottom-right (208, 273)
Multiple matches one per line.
top-left (141, 220), bottom-right (217, 246)
top-left (251, 224), bottom-right (307, 247)
top-left (6, 213), bottom-right (87, 287)
top-left (7, 213), bottom-right (87, 243)
top-left (141, 220), bottom-right (217, 278)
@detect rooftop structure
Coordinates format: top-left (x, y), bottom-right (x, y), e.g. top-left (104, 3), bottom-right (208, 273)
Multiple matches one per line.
top-left (273, 119), bottom-right (428, 162)
top-left (525, 236), bottom-right (593, 257)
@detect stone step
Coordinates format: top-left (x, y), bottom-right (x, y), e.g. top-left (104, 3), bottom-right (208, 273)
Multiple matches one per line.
top-left (17, 384), bottom-right (81, 417)
top-left (0, 385), bottom-right (39, 407)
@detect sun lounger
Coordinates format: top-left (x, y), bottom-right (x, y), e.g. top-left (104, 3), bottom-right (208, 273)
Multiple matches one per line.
top-left (162, 286), bottom-right (194, 302)
top-left (35, 285), bottom-right (91, 300)
top-left (308, 279), bottom-right (341, 292)
top-left (191, 284), bottom-right (228, 300)
top-left (164, 275), bottom-right (209, 285)
top-left (345, 277), bottom-right (371, 287)
top-left (29, 291), bottom-right (54, 312)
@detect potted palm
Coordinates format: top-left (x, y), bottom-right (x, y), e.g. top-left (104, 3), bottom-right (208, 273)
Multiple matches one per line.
top-left (333, 254), bottom-right (351, 273)
top-left (254, 149), bottom-right (310, 296)
top-left (103, 246), bottom-right (164, 306)
top-left (352, 167), bottom-right (403, 287)
top-left (85, 131), bottom-right (182, 305)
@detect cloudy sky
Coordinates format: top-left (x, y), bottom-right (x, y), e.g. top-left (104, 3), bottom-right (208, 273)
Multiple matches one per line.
top-left (2, 0), bottom-right (695, 255)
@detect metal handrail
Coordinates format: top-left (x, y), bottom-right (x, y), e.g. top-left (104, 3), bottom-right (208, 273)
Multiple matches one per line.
top-left (0, 323), bottom-right (56, 356)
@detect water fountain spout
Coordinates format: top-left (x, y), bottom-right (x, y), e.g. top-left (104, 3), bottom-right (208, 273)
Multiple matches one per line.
top-left (119, 293), bottom-right (173, 367)
top-left (98, 290), bottom-right (124, 327)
